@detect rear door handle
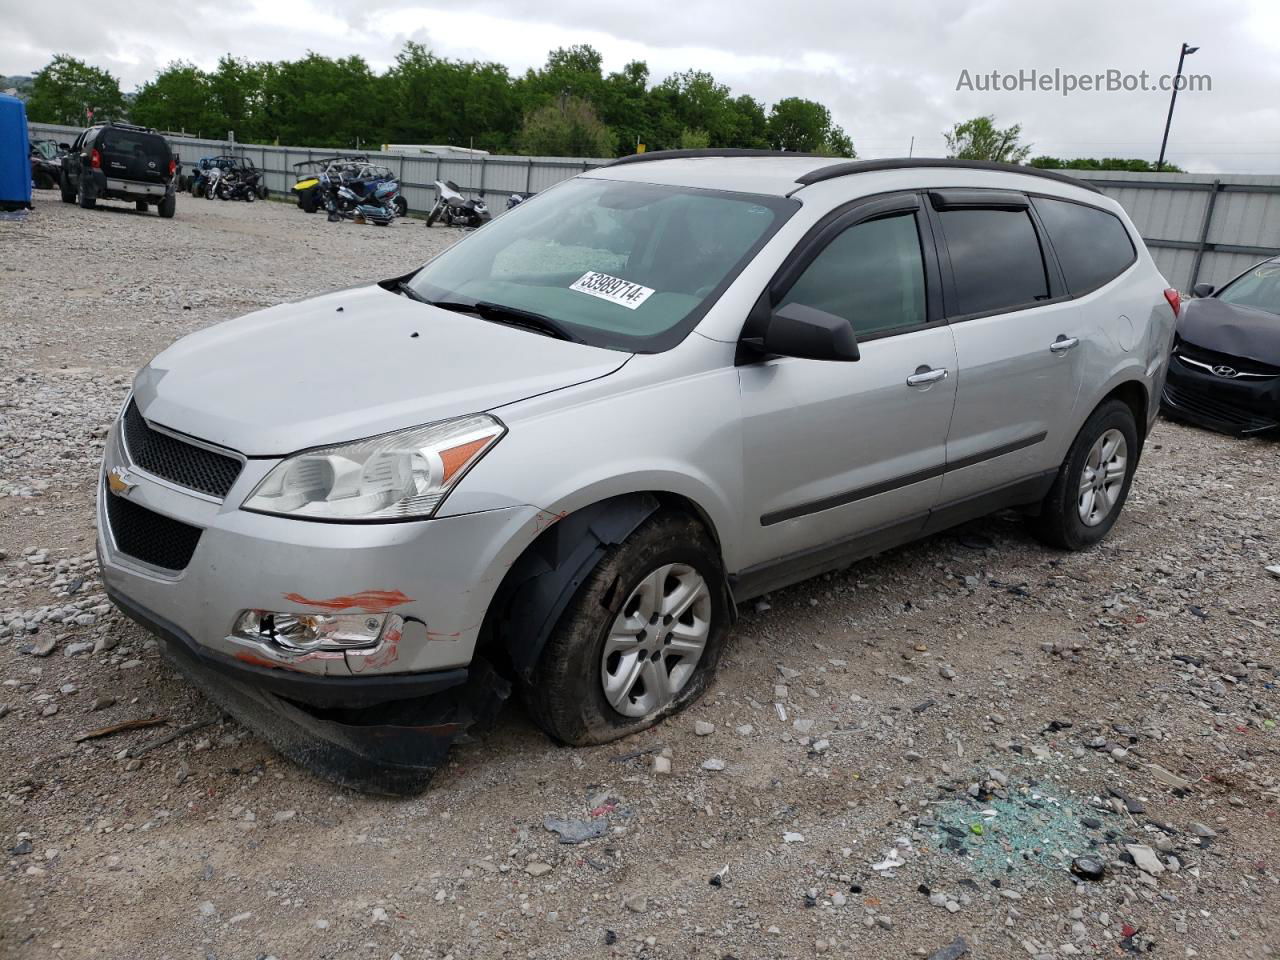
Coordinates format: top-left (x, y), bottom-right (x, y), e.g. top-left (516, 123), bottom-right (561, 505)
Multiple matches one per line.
top-left (1049, 336), bottom-right (1080, 353)
top-left (906, 367), bottom-right (948, 386)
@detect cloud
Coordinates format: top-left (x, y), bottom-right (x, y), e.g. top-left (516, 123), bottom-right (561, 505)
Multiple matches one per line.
top-left (4, 0), bottom-right (1278, 172)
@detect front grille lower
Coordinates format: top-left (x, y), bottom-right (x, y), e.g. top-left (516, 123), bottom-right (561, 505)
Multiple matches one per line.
top-left (1163, 383), bottom-right (1278, 433)
top-left (104, 485), bottom-right (203, 572)
top-left (122, 400), bottom-right (242, 498)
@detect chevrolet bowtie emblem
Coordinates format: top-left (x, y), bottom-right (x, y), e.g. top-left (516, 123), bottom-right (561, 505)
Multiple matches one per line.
top-left (107, 467), bottom-right (136, 497)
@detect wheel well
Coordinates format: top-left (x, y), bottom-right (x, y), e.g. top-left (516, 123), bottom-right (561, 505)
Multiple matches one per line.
top-left (478, 492), bottom-right (724, 681)
top-left (1101, 380), bottom-right (1149, 443)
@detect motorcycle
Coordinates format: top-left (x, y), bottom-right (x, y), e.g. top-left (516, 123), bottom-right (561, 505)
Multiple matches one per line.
top-left (326, 175), bottom-right (400, 226)
top-left (215, 168), bottom-right (263, 202)
top-left (505, 191), bottom-right (535, 210)
top-left (203, 166), bottom-right (222, 200)
top-left (426, 180), bottom-right (490, 228)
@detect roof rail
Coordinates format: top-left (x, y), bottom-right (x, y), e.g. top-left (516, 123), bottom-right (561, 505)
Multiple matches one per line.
top-left (606, 148), bottom-right (820, 167)
top-left (795, 158), bottom-right (1100, 194)
top-left (103, 121), bottom-right (158, 133)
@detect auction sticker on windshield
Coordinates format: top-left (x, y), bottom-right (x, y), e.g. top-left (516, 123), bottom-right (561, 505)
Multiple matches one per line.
top-left (569, 271), bottom-right (656, 310)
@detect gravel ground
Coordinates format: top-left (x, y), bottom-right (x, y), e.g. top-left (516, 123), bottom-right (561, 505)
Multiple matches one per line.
top-left (1, 191), bottom-right (1278, 960)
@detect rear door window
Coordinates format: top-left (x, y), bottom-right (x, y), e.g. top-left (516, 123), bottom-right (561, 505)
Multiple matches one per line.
top-left (1032, 197), bottom-right (1136, 294)
top-left (938, 208), bottom-right (1050, 316)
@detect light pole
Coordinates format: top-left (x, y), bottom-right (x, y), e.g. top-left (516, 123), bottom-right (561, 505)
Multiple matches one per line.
top-left (1156, 42), bottom-right (1199, 172)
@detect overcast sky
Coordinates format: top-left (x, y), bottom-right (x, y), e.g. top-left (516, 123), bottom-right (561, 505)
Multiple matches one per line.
top-left (6, 0), bottom-right (1279, 172)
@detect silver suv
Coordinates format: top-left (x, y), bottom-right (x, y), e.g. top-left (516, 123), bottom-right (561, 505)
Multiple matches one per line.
top-left (98, 151), bottom-right (1177, 791)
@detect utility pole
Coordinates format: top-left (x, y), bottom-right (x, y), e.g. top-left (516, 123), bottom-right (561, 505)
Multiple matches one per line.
top-left (1157, 42), bottom-right (1199, 172)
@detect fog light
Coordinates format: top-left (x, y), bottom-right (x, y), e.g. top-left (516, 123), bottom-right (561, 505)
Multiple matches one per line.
top-left (233, 610), bottom-right (396, 652)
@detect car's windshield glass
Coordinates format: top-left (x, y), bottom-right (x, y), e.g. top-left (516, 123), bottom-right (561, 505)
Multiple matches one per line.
top-left (406, 177), bottom-right (795, 351)
top-left (99, 131), bottom-right (168, 163)
top-left (33, 141), bottom-right (58, 160)
top-left (1217, 262), bottom-right (1280, 316)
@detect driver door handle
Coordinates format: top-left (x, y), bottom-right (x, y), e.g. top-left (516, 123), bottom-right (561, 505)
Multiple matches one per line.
top-left (1050, 336), bottom-right (1080, 353)
top-left (906, 367), bottom-right (948, 387)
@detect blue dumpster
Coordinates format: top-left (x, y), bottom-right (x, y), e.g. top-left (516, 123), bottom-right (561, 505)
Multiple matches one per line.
top-left (0, 94), bottom-right (33, 210)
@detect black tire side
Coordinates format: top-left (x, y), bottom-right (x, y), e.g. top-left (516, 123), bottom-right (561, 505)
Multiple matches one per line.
top-left (59, 172), bottom-right (75, 203)
top-left (1029, 399), bottom-right (1139, 551)
top-left (76, 178), bottom-right (95, 209)
top-left (521, 512), bottom-right (730, 747)
top-left (157, 194), bottom-right (176, 219)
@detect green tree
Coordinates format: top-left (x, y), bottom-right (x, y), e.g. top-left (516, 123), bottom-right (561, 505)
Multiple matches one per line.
top-left (518, 95), bottom-right (615, 157)
top-left (1030, 155), bottom-right (1183, 173)
top-left (26, 55), bottom-right (127, 125)
top-left (385, 43), bottom-right (518, 152)
top-left (258, 53), bottom-right (384, 148)
top-left (600, 60), bottom-right (650, 154)
top-left (208, 56), bottom-right (267, 142)
top-left (767, 97), bottom-right (854, 155)
top-left (944, 115), bottom-right (1031, 164)
top-left (728, 95), bottom-right (769, 149)
top-left (130, 61), bottom-right (216, 136)
top-left (519, 45), bottom-right (606, 115)
top-left (679, 127), bottom-right (711, 149)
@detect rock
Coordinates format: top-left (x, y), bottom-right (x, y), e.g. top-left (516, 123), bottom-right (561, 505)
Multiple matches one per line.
top-left (525, 862), bottom-right (553, 877)
top-left (694, 720), bottom-right (715, 736)
top-left (622, 894), bottom-right (648, 913)
top-left (89, 696), bottom-right (116, 712)
top-left (735, 723), bottom-right (754, 736)
top-left (544, 817), bottom-right (607, 844)
top-left (1070, 856), bottom-right (1106, 881)
top-left (198, 901), bottom-right (216, 917)
top-left (1188, 821), bottom-right (1217, 838)
top-left (64, 640), bottom-right (93, 657)
top-left (701, 758), bottom-right (725, 771)
top-left (782, 832), bottom-right (805, 843)
top-left (1146, 763), bottom-right (1194, 790)
top-left (926, 937), bottom-right (970, 960)
top-left (22, 634), bottom-right (56, 657)
top-left (652, 756), bottom-right (672, 776)
top-left (939, 665), bottom-right (957, 680)
top-left (1266, 564), bottom-right (1280, 579)
top-left (1125, 844), bottom-right (1166, 876)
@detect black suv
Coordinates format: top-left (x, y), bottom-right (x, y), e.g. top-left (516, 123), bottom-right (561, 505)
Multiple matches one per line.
top-left (60, 122), bottom-right (177, 217)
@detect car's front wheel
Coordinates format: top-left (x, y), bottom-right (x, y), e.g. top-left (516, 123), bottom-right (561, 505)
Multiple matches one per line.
top-left (1030, 399), bottom-right (1138, 550)
top-left (522, 512), bottom-right (730, 746)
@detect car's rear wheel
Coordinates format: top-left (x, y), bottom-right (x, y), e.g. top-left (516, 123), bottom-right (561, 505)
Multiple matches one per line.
top-left (1029, 399), bottom-right (1138, 550)
top-left (59, 173), bottom-right (75, 204)
top-left (76, 179), bottom-right (95, 209)
top-left (522, 512), bottom-right (729, 746)
top-left (157, 194), bottom-right (176, 219)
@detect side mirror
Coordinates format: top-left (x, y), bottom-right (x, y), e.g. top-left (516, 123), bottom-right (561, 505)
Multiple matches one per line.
top-left (1192, 282), bottom-right (1215, 298)
top-left (753, 303), bottom-right (860, 362)
top-left (59, 142), bottom-right (71, 151)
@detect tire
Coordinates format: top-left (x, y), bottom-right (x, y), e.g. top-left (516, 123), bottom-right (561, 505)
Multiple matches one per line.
top-left (257, 185), bottom-right (269, 200)
top-left (425, 206), bottom-right (439, 227)
top-left (157, 194), bottom-right (176, 219)
top-left (135, 200), bottom-right (148, 212)
top-left (76, 179), bottom-right (95, 209)
top-left (393, 196), bottom-right (408, 217)
top-left (59, 173), bottom-right (75, 204)
top-left (1029, 399), bottom-right (1139, 551)
top-left (299, 190), bottom-right (316, 213)
top-left (522, 512), bottom-right (730, 746)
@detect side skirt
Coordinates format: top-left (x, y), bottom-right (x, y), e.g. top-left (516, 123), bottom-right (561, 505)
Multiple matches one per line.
top-left (730, 470), bottom-right (1057, 602)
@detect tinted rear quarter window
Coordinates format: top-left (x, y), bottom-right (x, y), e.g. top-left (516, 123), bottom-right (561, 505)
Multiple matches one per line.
top-left (1033, 197), bottom-right (1135, 293)
top-left (938, 208), bottom-right (1049, 316)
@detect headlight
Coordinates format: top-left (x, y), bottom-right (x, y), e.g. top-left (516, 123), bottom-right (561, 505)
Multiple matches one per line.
top-left (243, 414), bottom-right (504, 521)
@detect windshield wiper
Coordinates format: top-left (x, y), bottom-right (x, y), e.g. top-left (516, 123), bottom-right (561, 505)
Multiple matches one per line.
top-left (426, 299), bottom-right (579, 342)
top-left (395, 280), bottom-right (431, 305)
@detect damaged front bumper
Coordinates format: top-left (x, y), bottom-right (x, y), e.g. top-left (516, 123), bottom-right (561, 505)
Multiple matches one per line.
top-left (96, 414), bottom-right (533, 793)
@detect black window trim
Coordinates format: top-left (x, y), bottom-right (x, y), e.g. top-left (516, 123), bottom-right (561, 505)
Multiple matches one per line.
top-left (1028, 192), bottom-right (1139, 299)
top-left (737, 190), bottom-right (946, 361)
top-left (925, 188), bottom-right (1070, 325)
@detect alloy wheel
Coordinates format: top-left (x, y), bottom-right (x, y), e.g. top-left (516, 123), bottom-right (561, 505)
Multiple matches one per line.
top-left (600, 563), bottom-right (711, 717)
top-left (1077, 428), bottom-right (1128, 526)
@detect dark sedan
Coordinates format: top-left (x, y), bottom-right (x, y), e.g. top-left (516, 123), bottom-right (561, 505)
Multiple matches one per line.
top-left (1161, 258), bottom-right (1280, 436)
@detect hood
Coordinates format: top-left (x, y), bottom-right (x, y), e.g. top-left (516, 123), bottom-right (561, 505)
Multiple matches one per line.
top-left (133, 284), bottom-right (630, 455)
top-left (1178, 296), bottom-right (1280, 366)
